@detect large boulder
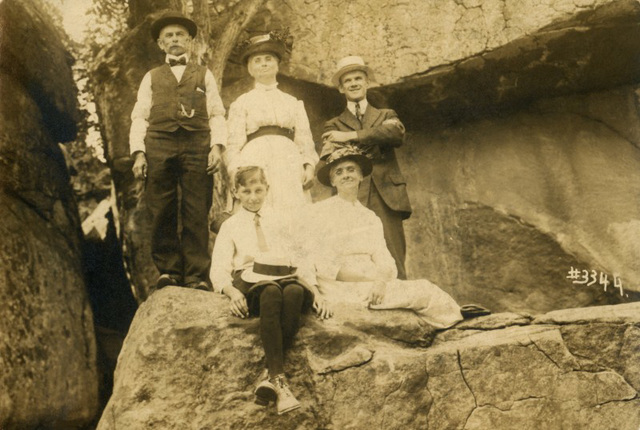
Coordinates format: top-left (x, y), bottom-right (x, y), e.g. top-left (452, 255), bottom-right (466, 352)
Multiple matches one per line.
top-left (401, 86), bottom-right (640, 313)
top-left (0, 0), bottom-right (98, 427)
top-left (97, 290), bottom-right (640, 429)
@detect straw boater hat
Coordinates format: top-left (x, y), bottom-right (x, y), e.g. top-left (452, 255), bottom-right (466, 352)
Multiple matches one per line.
top-left (241, 253), bottom-right (297, 283)
top-left (331, 56), bottom-right (375, 87)
top-left (316, 145), bottom-right (373, 187)
top-left (150, 11), bottom-right (197, 40)
top-left (239, 30), bottom-right (290, 64)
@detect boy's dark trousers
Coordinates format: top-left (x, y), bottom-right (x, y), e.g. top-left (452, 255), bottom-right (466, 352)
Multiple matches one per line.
top-left (233, 272), bottom-right (313, 376)
top-left (145, 127), bottom-right (212, 285)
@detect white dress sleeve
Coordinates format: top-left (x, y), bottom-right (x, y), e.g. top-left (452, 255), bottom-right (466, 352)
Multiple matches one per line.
top-left (294, 100), bottom-right (318, 168)
top-left (225, 96), bottom-right (247, 178)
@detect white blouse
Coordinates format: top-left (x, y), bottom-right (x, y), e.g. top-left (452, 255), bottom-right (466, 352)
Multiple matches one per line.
top-left (303, 195), bottom-right (398, 281)
top-left (225, 82), bottom-right (318, 172)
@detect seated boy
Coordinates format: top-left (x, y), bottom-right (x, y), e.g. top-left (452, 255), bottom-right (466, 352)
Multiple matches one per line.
top-left (209, 166), bottom-right (332, 415)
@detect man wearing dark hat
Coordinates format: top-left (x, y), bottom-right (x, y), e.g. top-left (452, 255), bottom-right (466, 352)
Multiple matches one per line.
top-left (130, 11), bottom-right (227, 291)
top-left (321, 56), bottom-right (412, 280)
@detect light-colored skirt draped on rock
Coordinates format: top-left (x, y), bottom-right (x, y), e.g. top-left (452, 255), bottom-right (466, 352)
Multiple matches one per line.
top-left (317, 277), bottom-right (463, 329)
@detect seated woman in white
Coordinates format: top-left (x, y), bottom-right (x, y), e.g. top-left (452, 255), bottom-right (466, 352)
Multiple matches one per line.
top-left (304, 146), bottom-right (467, 329)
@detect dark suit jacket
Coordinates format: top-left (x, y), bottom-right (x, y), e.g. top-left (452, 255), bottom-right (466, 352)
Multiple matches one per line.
top-left (323, 104), bottom-right (412, 219)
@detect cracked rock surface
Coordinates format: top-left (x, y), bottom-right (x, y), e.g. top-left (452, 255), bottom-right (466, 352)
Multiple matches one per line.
top-left (97, 290), bottom-right (640, 429)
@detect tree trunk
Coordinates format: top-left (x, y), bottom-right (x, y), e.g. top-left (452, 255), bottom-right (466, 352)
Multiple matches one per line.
top-left (207, 0), bottom-right (266, 83)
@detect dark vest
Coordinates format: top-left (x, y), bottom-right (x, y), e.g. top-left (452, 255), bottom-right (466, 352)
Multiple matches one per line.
top-left (148, 63), bottom-right (210, 132)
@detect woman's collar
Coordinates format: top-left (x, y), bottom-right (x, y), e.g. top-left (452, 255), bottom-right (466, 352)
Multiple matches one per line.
top-left (335, 193), bottom-right (359, 206)
top-left (255, 81), bottom-right (279, 91)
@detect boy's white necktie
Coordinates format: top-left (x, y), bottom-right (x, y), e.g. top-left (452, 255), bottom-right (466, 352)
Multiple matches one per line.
top-left (254, 213), bottom-right (269, 252)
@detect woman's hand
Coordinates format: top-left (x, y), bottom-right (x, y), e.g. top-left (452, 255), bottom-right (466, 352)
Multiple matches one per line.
top-left (313, 296), bottom-right (333, 319)
top-left (302, 164), bottom-right (315, 190)
top-left (223, 285), bottom-right (249, 318)
top-left (367, 281), bottom-right (386, 306)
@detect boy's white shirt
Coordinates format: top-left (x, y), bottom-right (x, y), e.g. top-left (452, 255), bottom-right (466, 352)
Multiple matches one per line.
top-left (209, 206), bottom-right (315, 293)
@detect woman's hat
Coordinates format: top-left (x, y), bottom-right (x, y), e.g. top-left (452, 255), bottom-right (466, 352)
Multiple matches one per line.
top-left (316, 145), bottom-right (373, 187)
top-left (239, 29), bottom-right (290, 64)
top-left (241, 253), bottom-right (298, 283)
top-left (331, 56), bottom-right (374, 87)
top-left (151, 11), bottom-right (197, 40)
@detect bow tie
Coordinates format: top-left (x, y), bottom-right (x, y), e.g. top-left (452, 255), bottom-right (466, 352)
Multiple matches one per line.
top-left (168, 57), bottom-right (187, 67)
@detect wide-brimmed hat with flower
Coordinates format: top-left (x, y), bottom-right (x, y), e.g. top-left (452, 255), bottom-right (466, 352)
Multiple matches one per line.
top-left (241, 253), bottom-right (297, 283)
top-left (150, 11), bottom-right (197, 40)
top-left (316, 144), bottom-right (373, 187)
top-left (238, 29), bottom-right (291, 64)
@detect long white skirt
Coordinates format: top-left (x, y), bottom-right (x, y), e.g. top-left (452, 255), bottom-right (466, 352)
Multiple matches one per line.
top-left (318, 277), bottom-right (463, 329)
top-left (233, 135), bottom-right (311, 212)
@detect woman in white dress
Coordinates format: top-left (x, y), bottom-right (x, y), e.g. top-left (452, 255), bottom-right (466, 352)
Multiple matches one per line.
top-left (304, 145), bottom-right (485, 329)
top-left (225, 31), bottom-right (318, 212)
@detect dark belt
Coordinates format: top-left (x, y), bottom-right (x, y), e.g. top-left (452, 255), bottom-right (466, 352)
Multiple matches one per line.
top-left (246, 126), bottom-right (294, 143)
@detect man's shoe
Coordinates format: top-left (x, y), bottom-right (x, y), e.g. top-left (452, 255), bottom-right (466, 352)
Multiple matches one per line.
top-left (254, 370), bottom-right (277, 406)
top-left (272, 375), bottom-right (300, 415)
top-left (156, 274), bottom-right (180, 290)
top-left (185, 280), bottom-right (210, 291)
top-left (460, 304), bottom-right (491, 319)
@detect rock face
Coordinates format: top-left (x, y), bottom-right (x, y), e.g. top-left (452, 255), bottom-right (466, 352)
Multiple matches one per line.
top-left (92, 0), bottom-right (640, 308)
top-left (272, 0), bottom-right (639, 87)
top-left (400, 86), bottom-right (640, 313)
top-left (97, 290), bottom-right (640, 429)
top-left (0, 0), bottom-right (99, 428)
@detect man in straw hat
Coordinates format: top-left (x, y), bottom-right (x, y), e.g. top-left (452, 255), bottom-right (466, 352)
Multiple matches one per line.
top-left (130, 10), bottom-right (227, 291)
top-left (321, 56), bottom-right (412, 279)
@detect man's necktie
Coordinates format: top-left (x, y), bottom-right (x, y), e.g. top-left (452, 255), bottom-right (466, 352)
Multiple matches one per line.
top-left (169, 57), bottom-right (187, 67)
top-left (254, 213), bottom-right (269, 252)
top-left (355, 101), bottom-right (363, 124)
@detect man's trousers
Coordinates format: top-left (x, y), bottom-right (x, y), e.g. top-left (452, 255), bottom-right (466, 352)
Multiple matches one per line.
top-left (145, 127), bottom-right (212, 284)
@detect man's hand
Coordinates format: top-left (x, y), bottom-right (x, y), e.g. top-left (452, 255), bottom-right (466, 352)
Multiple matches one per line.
top-left (367, 281), bottom-right (386, 307)
top-left (313, 295), bottom-right (333, 319)
top-left (207, 144), bottom-right (223, 175)
top-left (302, 164), bottom-right (315, 190)
top-left (223, 285), bottom-right (249, 318)
top-left (132, 151), bottom-right (148, 180)
top-left (322, 130), bottom-right (358, 144)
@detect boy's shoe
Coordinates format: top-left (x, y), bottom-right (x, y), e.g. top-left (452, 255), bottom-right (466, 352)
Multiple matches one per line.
top-left (156, 274), bottom-right (180, 290)
top-left (254, 372), bottom-right (277, 406)
top-left (272, 375), bottom-right (301, 415)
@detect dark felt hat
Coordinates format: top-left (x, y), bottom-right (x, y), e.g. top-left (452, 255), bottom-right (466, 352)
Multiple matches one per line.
top-left (317, 145), bottom-right (373, 187)
top-left (239, 31), bottom-right (289, 64)
top-left (151, 11), bottom-right (197, 40)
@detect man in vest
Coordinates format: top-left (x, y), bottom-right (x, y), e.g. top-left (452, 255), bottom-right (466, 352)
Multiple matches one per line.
top-left (130, 11), bottom-right (227, 291)
top-left (321, 56), bottom-right (412, 279)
